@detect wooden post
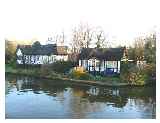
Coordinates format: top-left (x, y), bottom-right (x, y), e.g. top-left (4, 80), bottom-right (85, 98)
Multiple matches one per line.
top-left (22, 54), bottom-right (25, 68)
top-left (105, 61), bottom-right (108, 72)
top-left (104, 60), bottom-right (105, 75)
top-left (29, 55), bottom-right (30, 65)
top-left (99, 60), bottom-right (101, 75)
top-left (117, 61), bottom-right (118, 74)
top-left (94, 59), bottom-right (96, 76)
top-left (81, 60), bottom-right (83, 67)
top-left (87, 60), bottom-right (88, 71)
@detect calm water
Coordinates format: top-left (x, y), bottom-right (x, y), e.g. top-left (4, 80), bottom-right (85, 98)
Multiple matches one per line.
top-left (5, 74), bottom-right (156, 119)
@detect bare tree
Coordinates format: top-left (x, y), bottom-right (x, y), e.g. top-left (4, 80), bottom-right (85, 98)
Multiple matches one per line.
top-left (85, 25), bottom-right (93, 48)
top-left (134, 37), bottom-right (145, 61)
top-left (46, 31), bottom-right (65, 46)
top-left (70, 27), bottom-right (80, 53)
top-left (46, 37), bottom-right (56, 44)
top-left (70, 23), bottom-right (93, 53)
top-left (94, 28), bottom-right (106, 48)
top-left (59, 31), bottom-right (65, 46)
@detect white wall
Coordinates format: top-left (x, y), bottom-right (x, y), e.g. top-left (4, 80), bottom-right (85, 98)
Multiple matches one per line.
top-left (17, 60), bottom-right (23, 64)
top-left (118, 61), bottom-right (120, 73)
top-left (16, 49), bottom-right (23, 56)
top-left (16, 49), bottom-right (23, 64)
top-left (55, 55), bottom-right (68, 61)
top-left (79, 60), bottom-right (82, 66)
top-left (100, 61), bottom-right (105, 71)
top-left (79, 59), bottom-right (121, 72)
top-left (16, 53), bottom-right (68, 65)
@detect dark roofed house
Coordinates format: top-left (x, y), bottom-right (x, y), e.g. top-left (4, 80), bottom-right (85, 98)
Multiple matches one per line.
top-left (78, 47), bottom-right (127, 75)
top-left (16, 41), bottom-right (68, 65)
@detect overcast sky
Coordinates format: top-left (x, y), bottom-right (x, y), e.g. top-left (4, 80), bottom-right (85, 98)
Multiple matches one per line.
top-left (1, 0), bottom-right (158, 46)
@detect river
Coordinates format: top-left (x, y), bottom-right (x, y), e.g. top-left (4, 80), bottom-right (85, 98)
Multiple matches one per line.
top-left (5, 74), bottom-right (156, 119)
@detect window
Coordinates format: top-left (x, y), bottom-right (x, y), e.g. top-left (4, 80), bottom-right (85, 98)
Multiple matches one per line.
top-left (88, 59), bottom-right (92, 66)
top-left (79, 60), bottom-right (81, 66)
top-left (107, 61), bottom-right (117, 68)
top-left (96, 60), bottom-right (100, 67)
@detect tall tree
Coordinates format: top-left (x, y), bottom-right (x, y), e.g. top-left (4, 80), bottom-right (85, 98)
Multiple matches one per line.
top-left (144, 33), bottom-right (156, 63)
top-left (83, 24), bottom-right (93, 48)
top-left (133, 37), bottom-right (145, 61)
top-left (128, 32), bottom-right (156, 63)
top-left (70, 23), bottom-right (93, 53)
top-left (94, 28), bottom-right (106, 48)
top-left (46, 31), bottom-right (65, 45)
top-left (5, 39), bottom-right (33, 64)
top-left (59, 31), bottom-right (65, 46)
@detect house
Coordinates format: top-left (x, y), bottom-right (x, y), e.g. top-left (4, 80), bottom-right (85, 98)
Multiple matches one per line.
top-left (16, 41), bottom-right (68, 65)
top-left (78, 47), bottom-right (127, 75)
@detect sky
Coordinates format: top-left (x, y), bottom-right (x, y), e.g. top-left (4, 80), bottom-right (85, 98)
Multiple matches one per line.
top-left (0, 0), bottom-right (158, 47)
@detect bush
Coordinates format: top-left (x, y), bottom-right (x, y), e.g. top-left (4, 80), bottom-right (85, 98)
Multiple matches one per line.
top-left (51, 61), bottom-right (76, 73)
top-left (120, 61), bottom-right (133, 83)
top-left (79, 72), bottom-right (92, 80)
top-left (7, 57), bottom-right (17, 69)
top-left (69, 69), bottom-right (92, 80)
top-left (126, 71), bottom-right (146, 85)
top-left (40, 64), bottom-right (52, 76)
top-left (120, 62), bottom-right (147, 85)
top-left (40, 64), bottom-right (66, 79)
top-left (143, 63), bottom-right (156, 84)
top-left (93, 75), bottom-right (104, 81)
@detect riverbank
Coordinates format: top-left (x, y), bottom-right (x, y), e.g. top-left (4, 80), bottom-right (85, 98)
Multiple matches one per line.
top-left (6, 65), bottom-right (150, 87)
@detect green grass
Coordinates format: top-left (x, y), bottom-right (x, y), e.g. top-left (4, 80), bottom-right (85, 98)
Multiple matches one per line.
top-left (6, 64), bottom-right (121, 84)
top-left (5, 64), bottom-right (65, 79)
top-left (5, 64), bottom-right (147, 86)
top-left (93, 75), bottom-right (120, 81)
top-left (5, 65), bottom-right (18, 73)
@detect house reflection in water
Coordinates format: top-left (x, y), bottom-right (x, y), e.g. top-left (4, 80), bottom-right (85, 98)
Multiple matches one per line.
top-left (6, 74), bottom-right (156, 118)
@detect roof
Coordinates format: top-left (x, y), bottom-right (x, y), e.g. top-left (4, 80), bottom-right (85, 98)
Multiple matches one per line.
top-left (79, 47), bottom-right (126, 60)
top-left (56, 46), bottom-right (68, 55)
top-left (17, 41), bottom-right (68, 55)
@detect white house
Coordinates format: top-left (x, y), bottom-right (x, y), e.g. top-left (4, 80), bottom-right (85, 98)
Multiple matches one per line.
top-left (16, 41), bottom-right (68, 65)
top-left (78, 47), bottom-right (127, 75)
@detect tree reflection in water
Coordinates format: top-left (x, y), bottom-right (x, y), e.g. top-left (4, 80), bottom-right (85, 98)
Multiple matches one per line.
top-left (6, 74), bottom-right (156, 119)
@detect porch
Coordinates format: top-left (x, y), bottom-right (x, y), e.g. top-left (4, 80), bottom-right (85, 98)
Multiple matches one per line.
top-left (79, 59), bottom-right (120, 76)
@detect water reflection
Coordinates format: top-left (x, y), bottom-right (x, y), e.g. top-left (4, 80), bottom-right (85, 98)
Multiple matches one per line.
top-left (5, 74), bottom-right (156, 119)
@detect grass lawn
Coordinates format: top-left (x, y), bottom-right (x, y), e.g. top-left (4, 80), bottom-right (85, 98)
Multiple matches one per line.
top-left (5, 64), bottom-right (147, 86)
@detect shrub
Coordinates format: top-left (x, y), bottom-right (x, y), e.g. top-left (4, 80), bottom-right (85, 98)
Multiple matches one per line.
top-left (51, 61), bottom-right (76, 73)
top-left (126, 70), bottom-right (146, 85)
top-left (7, 57), bottom-right (17, 69)
top-left (79, 72), bottom-right (92, 80)
top-left (120, 61), bottom-right (133, 83)
top-left (143, 63), bottom-right (156, 84)
top-left (69, 69), bottom-right (92, 80)
top-left (120, 62), bottom-right (147, 85)
top-left (40, 64), bottom-right (52, 76)
top-left (93, 75), bottom-right (104, 81)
